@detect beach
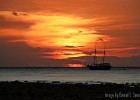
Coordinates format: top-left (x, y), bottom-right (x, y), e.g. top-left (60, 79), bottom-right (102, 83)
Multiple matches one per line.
top-left (0, 81), bottom-right (140, 100)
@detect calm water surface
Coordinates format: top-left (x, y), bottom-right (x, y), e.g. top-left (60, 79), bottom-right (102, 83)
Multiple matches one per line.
top-left (0, 67), bottom-right (140, 83)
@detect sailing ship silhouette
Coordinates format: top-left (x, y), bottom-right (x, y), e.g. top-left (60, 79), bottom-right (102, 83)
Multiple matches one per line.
top-left (87, 38), bottom-right (112, 70)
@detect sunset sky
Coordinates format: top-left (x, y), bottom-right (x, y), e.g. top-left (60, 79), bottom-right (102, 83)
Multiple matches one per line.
top-left (0, 0), bottom-right (140, 67)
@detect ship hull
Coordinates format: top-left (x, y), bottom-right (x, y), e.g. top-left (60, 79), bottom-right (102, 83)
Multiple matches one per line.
top-left (87, 63), bottom-right (112, 70)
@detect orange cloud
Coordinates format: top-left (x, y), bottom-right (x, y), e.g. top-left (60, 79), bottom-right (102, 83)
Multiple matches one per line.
top-left (0, 11), bottom-right (110, 59)
top-left (1, 10), bottom-right (139, 61)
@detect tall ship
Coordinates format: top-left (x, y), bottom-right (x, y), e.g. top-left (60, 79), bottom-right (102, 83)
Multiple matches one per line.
top-left (87, 39), bottom-right (112, 70)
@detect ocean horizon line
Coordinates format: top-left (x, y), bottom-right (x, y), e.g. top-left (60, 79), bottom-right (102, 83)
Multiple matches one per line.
top-left (0, 66), bottom-right (140, 68)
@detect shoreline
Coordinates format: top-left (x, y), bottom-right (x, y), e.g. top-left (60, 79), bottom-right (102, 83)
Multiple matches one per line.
top-left (0, 81), bottom-right (140, 100)
top-left (1, 80), bottom-right (140, 85)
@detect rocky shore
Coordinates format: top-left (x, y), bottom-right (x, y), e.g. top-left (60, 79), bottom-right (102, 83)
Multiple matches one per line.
top-left (0, 81), bottom-right (140, 100)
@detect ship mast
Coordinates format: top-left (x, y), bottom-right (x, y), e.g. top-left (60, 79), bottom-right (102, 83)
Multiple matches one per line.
top-left (95, 38), bottom-right (105, 64)
top-left (94, 42), bottom-right (97, 65)
top-left (103, 43), bottom-right (106, 64)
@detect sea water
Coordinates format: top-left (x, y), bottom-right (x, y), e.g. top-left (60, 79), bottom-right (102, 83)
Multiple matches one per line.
top-left (0, 67), bottom-right (139, 84)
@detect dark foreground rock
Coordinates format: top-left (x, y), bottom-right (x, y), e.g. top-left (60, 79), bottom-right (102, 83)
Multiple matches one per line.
top-left (0, 81), bottom-right (140, 100)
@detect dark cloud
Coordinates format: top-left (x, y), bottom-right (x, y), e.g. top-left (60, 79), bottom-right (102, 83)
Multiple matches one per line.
top-left (38, 48), bottom-right (55, 52)
top-left (65, 46), bottom-right (77, 48)
top-left (12, 11), bottom-right (18, 16)
top-left (0, 38), bottom-right (43, 67)
top-left (0, 15), bottom-right (34, 29)
top-left (98, 29), bottom-right (140, 49)
top-left (65, 45), bottom-right (84, 48)
top-left (0, 0), bottom-right (139, 18)
top-left (0, 37), bottom-right (140, 67)
top-left (12, 11), bottom-right (28, 16)
top-left (83, 51), bottom-right (94, 55)
top-left (0, 37), bottom-right (65, 67)
top-left (21, 13), bottom-right (28, 16)
top-left (83, 50), bottom-right (106, 55)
